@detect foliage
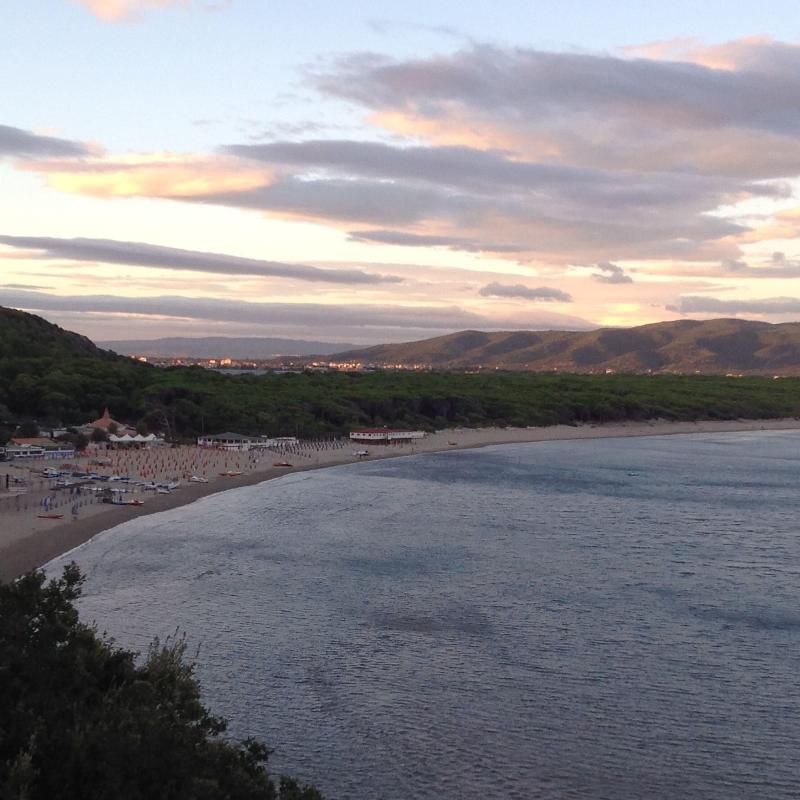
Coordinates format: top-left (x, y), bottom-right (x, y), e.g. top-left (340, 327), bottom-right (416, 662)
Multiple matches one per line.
top-left (0, 566), bottom-right (324, 800)
top-left (3, 306), bottom-right (800, 439)
top-left (91, 426), bottom-right (109, 443)
top-left (15, 419), bottom-right (39, 438)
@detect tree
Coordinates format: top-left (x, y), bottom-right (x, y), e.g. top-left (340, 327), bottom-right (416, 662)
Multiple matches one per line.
top-left (0, 566), bottom-right (324, 800)
top-left (108, 421), bottom-right (119, 435)
top-left (90, 426), bottom-right (108, 443)
top-left (15, 419), bottom-right (39, 438)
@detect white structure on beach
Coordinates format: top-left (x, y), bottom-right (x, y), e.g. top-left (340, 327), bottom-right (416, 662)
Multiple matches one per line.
top-left (197, 433), bottom-right (297, 451)
top-left (108, 433), bottom-right (165, 446)
top-left (5, 437), bottom-right (76, 459)
top-left (349, 428), bottom-right (426, 443)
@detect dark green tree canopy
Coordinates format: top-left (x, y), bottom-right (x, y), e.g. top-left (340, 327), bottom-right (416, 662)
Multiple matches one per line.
top-left (0, 566), bottom-right (324, 800)
top-left (3, 305), bottom-right (800, 439)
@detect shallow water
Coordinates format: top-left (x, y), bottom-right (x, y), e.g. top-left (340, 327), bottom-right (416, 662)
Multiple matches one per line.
top-left (50, 431), bottom-right (800, 799)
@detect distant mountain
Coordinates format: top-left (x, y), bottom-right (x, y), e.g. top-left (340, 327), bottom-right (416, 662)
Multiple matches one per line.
top-left (330, 319), bottom-right (800, 375)
top-left (100, 336), bottom-right (359, 359)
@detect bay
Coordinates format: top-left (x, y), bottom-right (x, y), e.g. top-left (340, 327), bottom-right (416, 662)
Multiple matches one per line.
top-left (49, 430), bottom-right (800, 799)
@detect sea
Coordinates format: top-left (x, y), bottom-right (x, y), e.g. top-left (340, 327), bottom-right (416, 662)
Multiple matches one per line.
top-left (48, 430), bottom-right (800, 799)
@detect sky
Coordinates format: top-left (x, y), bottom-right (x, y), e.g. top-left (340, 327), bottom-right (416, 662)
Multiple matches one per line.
top-left (3, 1), bottom-right (800, 344)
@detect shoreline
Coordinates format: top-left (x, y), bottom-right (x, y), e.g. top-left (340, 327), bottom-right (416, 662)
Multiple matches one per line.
top-left (3, 416), bottom-right (800, 581)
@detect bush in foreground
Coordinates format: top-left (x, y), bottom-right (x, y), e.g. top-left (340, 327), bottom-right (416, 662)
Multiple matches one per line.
top-left (0, 565), bottom-right (323, 800)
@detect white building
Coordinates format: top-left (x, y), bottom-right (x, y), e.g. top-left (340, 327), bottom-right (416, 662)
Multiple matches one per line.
top-left (197, 432), bottom-right (254, 450)
top-left (196, 433), bottom-right (290, 451)
top-left (349, 428), bottom-right (426, 443)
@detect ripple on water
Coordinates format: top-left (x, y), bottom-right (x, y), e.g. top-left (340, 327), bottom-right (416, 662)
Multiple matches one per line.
top-left (51, 430), bottom-right (800, 799)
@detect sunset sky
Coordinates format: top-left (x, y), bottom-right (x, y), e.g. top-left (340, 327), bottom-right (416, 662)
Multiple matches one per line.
top-left (3, 0), bottom-right (800, 344)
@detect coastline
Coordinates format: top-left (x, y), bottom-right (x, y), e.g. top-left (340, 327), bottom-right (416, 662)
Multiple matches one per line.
top-left (3, 416), bottom-right (800, 582)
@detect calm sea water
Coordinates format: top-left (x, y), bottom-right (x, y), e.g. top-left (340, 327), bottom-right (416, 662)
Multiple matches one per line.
top-left (49, 431), bottom-right (800, 799)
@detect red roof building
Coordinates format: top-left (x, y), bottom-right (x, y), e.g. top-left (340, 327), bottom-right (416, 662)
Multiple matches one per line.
top-left (90, 408), bottom-right (124, 430)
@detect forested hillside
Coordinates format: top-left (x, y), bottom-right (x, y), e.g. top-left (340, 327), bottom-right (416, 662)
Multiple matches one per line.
top-left (333, 319), bottom-right (800, 374)
top-left (2, 307), bottom-right (800, 440)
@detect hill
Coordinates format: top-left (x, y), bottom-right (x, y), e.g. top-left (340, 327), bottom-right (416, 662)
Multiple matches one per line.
top-left (4, 306), bottom-right (800, 439)
top-left (100, 336), bottom-right (358, 359)
top-left (330, 319), bottom-right (800, 375)
top-left (0, 306), bottom-right (113, 361)
top-left (0, 306), bottom-right (150, 425)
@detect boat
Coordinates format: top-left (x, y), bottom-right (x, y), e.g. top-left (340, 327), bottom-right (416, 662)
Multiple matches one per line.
top-left (105, 495), bottom-right (144, 506)
top-left (189, 475), bottom-right (209, 483)
top-left (273, 462), bottom-right (293, 467)
top-left (219, 470), bottom-right (242, 477)
top-left (37, 513), bottom-right (63, 520)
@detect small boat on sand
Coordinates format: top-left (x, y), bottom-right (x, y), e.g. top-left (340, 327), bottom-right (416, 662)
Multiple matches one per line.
top-left (219, 470), bottom-right (242, 477)
top-left (189, 475), bottom-right (209, 483)
top-left (273, 462), bottom-right (293, 467)
top-left (37, 513), bottom-right (63, 520)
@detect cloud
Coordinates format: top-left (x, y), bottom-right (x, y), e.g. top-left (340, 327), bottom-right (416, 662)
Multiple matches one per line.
top-left (0, 288), bottom-right (594, 335)
top-left (0, 124), bottom-right (91, 158)
top-left (478, 282), bottom-right (572, 302)
top-left (669, 296), bottom-right (800, 315)
top-left (201, 139), bottom-right (751, 261)
top-left (723, 251), bottom-right (800, 278)
top-left (314, 41), bottom-right (800, 178)
top-left (71, 0), bottom-right (229, 22)
top-left (592, 262), bottom-right (633, 284)
top-left (347, 229), bottom-right (523, 253)
top-left (24, 133), bottom-right (756, 262)
top-left (23, 153), bottom-right (266, 198)
top-left (0, 235), bottom-right (402, 285)
top-left (18, 39), bottom-right (800, 268)
top-left (0, 283), bottom-right (54, 290)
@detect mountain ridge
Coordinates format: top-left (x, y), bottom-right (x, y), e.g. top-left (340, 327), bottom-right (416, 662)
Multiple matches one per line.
top-left (100, 336), bottom-right (359, 359)
top-left (329, 318), bottom-right (800, 375)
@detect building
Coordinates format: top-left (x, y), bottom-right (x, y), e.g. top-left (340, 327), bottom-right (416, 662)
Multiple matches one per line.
top-left (197, 432), bottom-right (252, 450)
top-left (349, 428), bottom-right (426, 443)
top-left (81, 408), bottom-right (136, 437)
top-left (108, 433), bottom-right (165, 447)
top-left (7, 437), bottom-right (76, 459)
top-left (197, 433), bottom-right (296, 450)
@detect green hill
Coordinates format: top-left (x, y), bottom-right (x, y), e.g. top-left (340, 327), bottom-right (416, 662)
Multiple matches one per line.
top-left (332, 319), bottom-right (800, 375)
top-left (3, 306), bottom-right (800, 439)
top-left (0, 307), bottom-right (149, 424)
top-left (0, 306), bottom-right (113, 361)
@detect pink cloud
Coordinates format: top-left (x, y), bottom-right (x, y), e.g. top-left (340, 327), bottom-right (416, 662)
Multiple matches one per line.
top-left (71, 0), bottom-right (230, 22)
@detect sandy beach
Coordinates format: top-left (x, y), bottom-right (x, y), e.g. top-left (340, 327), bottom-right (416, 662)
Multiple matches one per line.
top-left (2, 416), bottom-right (799, 582)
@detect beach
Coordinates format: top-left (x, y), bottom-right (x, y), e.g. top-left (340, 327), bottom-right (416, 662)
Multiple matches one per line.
top-left (3, 416), bottom-right (800, 582)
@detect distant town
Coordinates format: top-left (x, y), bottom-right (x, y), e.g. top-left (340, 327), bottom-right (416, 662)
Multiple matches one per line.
top-left (133, 355), bottom-right (434, 372)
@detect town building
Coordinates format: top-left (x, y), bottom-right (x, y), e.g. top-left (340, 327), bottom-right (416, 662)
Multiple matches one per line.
top-left (80, 408), bottom-right (136, 437)
top-left (6, 437), bottom-right (76, 459)
top-left (197, 433), bottom-right (297, 451)
top-left (349, 428), bottom-right (426, 443)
